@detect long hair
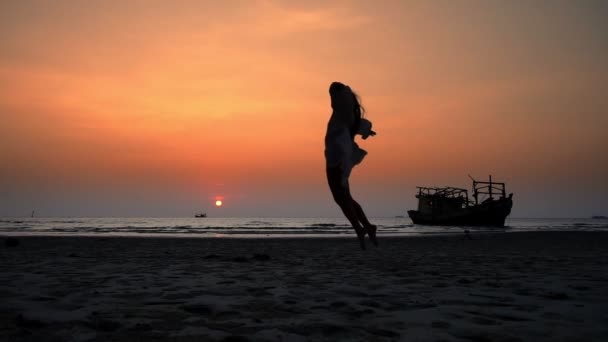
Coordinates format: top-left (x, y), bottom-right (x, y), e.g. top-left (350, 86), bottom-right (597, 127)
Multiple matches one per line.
top-left (351, 90), bottom-right (365, 138)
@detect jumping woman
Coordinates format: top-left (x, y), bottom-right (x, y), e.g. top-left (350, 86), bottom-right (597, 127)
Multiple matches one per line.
top-left (324, 81), bottom-right (377, 250)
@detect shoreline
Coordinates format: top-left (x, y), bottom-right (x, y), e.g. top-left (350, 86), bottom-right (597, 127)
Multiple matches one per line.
top-left (2, 231), bottom-right (608, 341)
top-left (1, 228), bottom-right (602, 240)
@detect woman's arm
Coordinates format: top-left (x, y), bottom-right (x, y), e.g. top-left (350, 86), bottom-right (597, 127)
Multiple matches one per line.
top-left (357, 118), bottom-right (376, 139)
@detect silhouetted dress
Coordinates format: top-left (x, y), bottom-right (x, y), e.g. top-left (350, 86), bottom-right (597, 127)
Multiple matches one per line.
top-left (324, 87), bottom-right (374, 186)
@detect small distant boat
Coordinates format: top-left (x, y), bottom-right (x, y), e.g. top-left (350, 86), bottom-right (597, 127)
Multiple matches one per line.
top-left (195, 213), bottom-right (207, 218)
top-left (592, 215), bottom-right (607, 219)
top-left (407, 175), bottom-right (513, 227)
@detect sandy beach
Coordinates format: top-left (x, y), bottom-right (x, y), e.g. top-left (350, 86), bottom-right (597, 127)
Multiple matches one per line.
top-left (2, 231), bottom-right (608, 341)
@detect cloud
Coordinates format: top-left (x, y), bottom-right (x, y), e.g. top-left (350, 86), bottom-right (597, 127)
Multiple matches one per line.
top-left (199, 0), bottom-right (371, 40)
top-left (257, 0), bottom-right (370, 35)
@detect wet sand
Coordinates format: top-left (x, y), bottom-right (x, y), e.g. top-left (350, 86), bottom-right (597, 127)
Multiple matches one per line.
top-left (2, 231), bottom-right (608, 341)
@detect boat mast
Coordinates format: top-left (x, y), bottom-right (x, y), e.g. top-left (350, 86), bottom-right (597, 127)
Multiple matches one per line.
top-left (471, 175), bottom-right (507, 202)
top-left (489, 175), bottom-right (492, 199)
top-left (472, 179), bottom-right (478, 205)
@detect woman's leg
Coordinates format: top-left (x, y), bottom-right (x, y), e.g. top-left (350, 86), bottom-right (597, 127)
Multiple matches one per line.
top-left (352, 200), bottom-right (372, 227)
top-left (352, 199), bottom-right (378, 246)
top-left (327, 167), bottom-right (366, 250)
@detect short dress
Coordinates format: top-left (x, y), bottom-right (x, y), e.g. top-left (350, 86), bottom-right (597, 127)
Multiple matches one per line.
top-left (324, 89), bottom-right (374, 186)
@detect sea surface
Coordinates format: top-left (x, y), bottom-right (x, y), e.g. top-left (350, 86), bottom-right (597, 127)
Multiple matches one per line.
top-left (1, 217), bottom-right (607, 237)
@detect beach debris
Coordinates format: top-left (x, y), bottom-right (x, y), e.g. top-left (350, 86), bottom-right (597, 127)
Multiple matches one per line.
top-left (5, 237), bottom-right (19, 247)
top-left (541, 292), bottom-right (571, 300)
top-left (132, 322), bottom-right (152, 330)
top-left (431, 321), bottom-right (451, 329)
top-left (252, 253), bottom-right (270, 261)
top-left (181, 304), bottom-right (213, 315)
top-left (84, 318), bottom-right (122, 332)
top-left (330, 301), bottom-right (348, 308)
top-left (15, 314), bottom-right (46, 329)
top-left (229, 254), bottom-right (271, 262)
top-left (365, 327), bottom-right (400, 338)
top-left (458, 278), bottom-right (473, 284)
top-left (220, 336), bottom-right (251, 342)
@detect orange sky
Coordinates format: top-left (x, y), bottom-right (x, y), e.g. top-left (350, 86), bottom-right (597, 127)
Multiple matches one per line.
top-left (1, 1), bottom-right (607, 217)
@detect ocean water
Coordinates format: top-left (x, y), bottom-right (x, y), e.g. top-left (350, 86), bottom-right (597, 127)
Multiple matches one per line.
top-left (0, 217), bottom-right (607, 237)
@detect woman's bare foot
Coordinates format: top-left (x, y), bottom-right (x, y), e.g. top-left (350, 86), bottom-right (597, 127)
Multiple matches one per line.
top-left (366, 225), bottom-right (378, 247)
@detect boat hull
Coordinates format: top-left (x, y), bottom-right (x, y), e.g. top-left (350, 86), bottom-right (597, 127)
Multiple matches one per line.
top-left (408, 197), bottom-right (513, 227)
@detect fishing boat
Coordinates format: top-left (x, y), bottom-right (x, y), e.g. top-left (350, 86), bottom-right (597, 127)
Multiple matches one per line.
top-left (194, 213), bottom-right (207, 218)
top-left (407, 175), bottom-right (513, 227)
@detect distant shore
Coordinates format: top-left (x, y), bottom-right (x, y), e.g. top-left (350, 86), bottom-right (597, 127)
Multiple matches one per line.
top-left (2, 232), bottom-right (608, 341)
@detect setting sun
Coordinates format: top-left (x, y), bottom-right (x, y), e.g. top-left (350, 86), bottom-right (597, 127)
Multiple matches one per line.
top-left (215, 200), bottom-right (223, 207)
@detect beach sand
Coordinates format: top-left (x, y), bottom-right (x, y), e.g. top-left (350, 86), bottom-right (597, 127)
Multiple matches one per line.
top-left (1, 231), bottom-right (608, 341)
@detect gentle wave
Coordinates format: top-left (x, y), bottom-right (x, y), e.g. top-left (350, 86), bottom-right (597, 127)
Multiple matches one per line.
top-left (0, 217), bottom-right (607, 237)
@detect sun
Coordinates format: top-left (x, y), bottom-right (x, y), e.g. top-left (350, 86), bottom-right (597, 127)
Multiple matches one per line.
top-left (215, 200), bottom-right (223, 207)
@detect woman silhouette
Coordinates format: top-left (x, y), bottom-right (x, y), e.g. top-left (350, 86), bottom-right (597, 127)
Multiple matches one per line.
top-left (325, 81), bottom-right (377, 250)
